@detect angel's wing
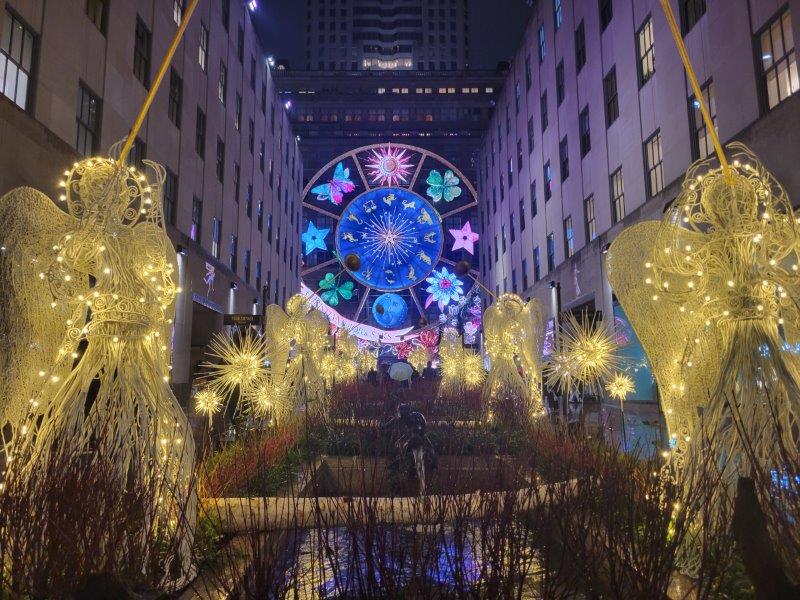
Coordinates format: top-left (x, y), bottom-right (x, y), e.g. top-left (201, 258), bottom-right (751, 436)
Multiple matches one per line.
top-left (0, 187), bottom-right (79, 435)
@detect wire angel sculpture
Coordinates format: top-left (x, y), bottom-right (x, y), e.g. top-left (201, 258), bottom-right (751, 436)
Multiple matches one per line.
top-left (0, 150), bottom-right (196, 585)
top-left (606, 142), bottom-right (800, 573)
top-left (481, 293), bottom-right (544, 418)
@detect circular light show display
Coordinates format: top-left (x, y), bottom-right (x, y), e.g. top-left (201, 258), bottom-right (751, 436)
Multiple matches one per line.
top-left (301, 144), bottom-right (483, 351)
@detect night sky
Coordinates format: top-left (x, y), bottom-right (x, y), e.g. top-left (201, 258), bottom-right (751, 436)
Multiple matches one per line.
top-left (250, 0), bottom-right (532, 70)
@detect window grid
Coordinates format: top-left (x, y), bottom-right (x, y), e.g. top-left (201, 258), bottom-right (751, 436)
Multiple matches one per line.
top-left (575, 21), bottom-right (586, 72)
top-left (610, 168), bottom-right (625, 224)
top-left (689, 81), bottom-right (717, 160)
top-left (556, 61), bottom-right (565, 105)
top-left (168, 68), bottom-right (182, 127)
top-left (211, 218), bottom-right (221, 259)
top-left (544, 161), bottom-right (552, 202)
top-left (579, 106), bottom-right (591, 157)
top-left (163, 169), bottom-right (178, 226)
top-left (216, 137), bottom-right (225, 182)
top-left (604, 67), bottom-right (619, 126)
top-left (191, 196), bottom-right (202, 242)
top-left (133, 16), bottom-right (151, 87)
top-left (644, 130), bottom-right (664, 196)
top-left (637, 18), bottom-right (655, 86)
top-left (680, 0), bottom-right (706, 35)
top-left (218, 60), bottom-right (227, 104)
top-left (559, 137), bottom-right (569, 182)
top-left (584, 195), bottom-right (597, 241)
top-left (759, 10), bottom-right (798, 110)
top-left (563, 216), bottom-right (574, 258)
top-left (547, 233), bottom-right (555, 272)
top-left (75, 83), bottom-right (101, 156)
top-left (195, 107), bottom-right (206, 158)
top-left (533, 247), bottom-right (541, 282)
top-left (538, 24), bottom-right (546, 63)
top-left (199, 23), bottom-right (208, 71)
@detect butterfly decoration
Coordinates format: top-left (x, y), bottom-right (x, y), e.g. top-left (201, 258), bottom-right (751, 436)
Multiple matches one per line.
top-left (311, 162), bottom-right (356, 206)
top-left (319, 272), bottom-right (355, 306)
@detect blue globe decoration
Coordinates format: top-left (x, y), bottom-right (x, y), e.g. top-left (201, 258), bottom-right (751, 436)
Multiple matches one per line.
top-left (372, 293), bottom-right (409, 329)
top-left (336, 187), bottom-right (443, 291)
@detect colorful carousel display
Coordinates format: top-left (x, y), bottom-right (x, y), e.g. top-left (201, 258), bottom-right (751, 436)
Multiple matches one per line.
top-left (301, 144), bottom-right (484, 362)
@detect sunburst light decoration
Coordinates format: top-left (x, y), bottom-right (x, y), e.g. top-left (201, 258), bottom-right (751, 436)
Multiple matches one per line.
top-left (365, 144), bottom-right (414, 186)
top-left (200, 327), bottom-right (269, 410)
top-left (301, 144), bottom-right (482, 362)
top-left (606, 372), bottom-right (635, 403)
top-left (194, 388), bottom-right (223, 426)
top-left (545, 312), bottom-right (619, 396)
top-left (482, 294), bottom-right (544, 418)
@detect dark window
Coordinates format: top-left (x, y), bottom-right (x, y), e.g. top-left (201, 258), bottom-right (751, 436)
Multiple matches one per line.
top-left (168, 68), bottom-right (182, 127)
top-left (244, 249), bottom-right (251, 284)
top-left (211, 218), bottom-right (221, 258)
top-left (257, 200), bottom-right (263, 231)
top-left (75, 83), bottom-right (101, 156)
top-left (527, 116), bottom-right (534, 153)
top-left (191, 196), bottom-right (202, 242)
top-left (259, 141), bottom-right (265, 172)
top-left (603, 67), bottom-right (619, 126)
top-left (261, 82), bottom-right (267, 113)
top-left (86, 0), bottom-right (107, 33)
top-left (237, 25), bottom-right (244, 63)
top-left (267, 213), bottom-right (272, 243)
top-left (218, 60), bottom-right (227, 104)
top-left (221, 0), bottom-right (230, 30)
top-left (759, 10), bottom-right (798, 110)
top-left (512, 269), bottom-right (517, 292)
top-left (519, 198), bottom-right (526, 231)
top-left (530, 180), bottom-right (538, 216)
top-left (579, 106), bottom-right (591, 157)
top-left (199, 22), bottom-right (208, 71)
top-left (547, 232), bottom-right (555, 271)
top-left (229, 235), bottom-right (238, 273)
top-left (250, 55), bottom-right (256, 89)
top-left (133, 17), bottom-right (151, 87)
top-left (502, 226), bottom-right (507, 253)
top-left (163, 169), bottom-right (178, 226)
top-left (508, 157), bottom-right (514, 188)
top-left (637, 18), bottom-right (655, 86)
top-left (525, 54), bottom-right (532, 89)
top-left (533, 247), bottom-right (541, 281)
top-left (644, 130), bottom-right (663, 196)
top-left (255, 260), bottom-right (262, 289)
top-left (563, 216), bottom-right (574, 258)
top-left (610, 167), bottom-right (625, 223)
top-left (680, 0), bottom-right (706, 35)
top-left (689, 81), bottom-right (716, 160)
top-left (559, 137), bottom-right (569, 181)
top-left (543, 161), bottom-right (552, 201)
top-left (556, 61), bottom-right (565, 105)
top-left (540, 91), bottom-right (548, 130)
top-left (234, 93), bottom-right (241, 130)
top-left (248, 118), bottom-right (254, 153)
top-left (514, 81), bottom-right (521, 114)
top-left (233, 162), bottom-right (240, 202)
top-left (510, 214), bottom-right (516, 243)
top-left (584, 195), bottom-right (596, 241)
top-left (538, 24), bottom-right (546, 62)
top-left (599, 0), bottom-right (613, 32)
top-left (129, 137), bottom-right (146, 170)
top-left (215, 137), bottom-right (225, 182)
top-left (575, 21), bottom-right (586, 72)
top-left (516, 138), bottom-right (523, 172)
top-left (195, 107), bottom-right (206, 158)
top-left (245, 183), bottom-right (252, 218)
top-left (522, 258), bottom-right (529, 289)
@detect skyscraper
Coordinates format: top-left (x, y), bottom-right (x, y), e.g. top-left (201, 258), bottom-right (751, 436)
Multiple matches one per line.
top-left (305, 0), bottom-right (469, 71)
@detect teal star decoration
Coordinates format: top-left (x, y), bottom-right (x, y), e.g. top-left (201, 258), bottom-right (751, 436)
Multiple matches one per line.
top-left (302, 221), bottom-right (330, 255)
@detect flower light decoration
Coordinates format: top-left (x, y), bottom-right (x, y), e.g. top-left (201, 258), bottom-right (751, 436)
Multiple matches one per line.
top-left (424, 266), bottom-right (465, 310)
top-left (0, 151), bottom-right (196, 581)
top-left (545, 312), bottom-right (619, 396)
top-left (606, 143), bottom-right (800, 570)
top-left (439, 336), bottom-right (484, 398)
top-left (606, 372), bottom-right (635, 403)
top-left (365, 144), bottom-right (414, 186)
top-left (194, 388), bottom-right (223, 426)
top-left (482, 294), bottom-right (544, 417)
top-left (407, 345), bottom-right (430, 373)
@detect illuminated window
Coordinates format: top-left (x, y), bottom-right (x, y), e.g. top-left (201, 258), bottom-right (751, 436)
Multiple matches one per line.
top-left (173, 0), bottom-right (184, 25)
top-left (543, 161), bottom-right (552, 202)
top-left (584, 195), bottom-right (596, 241)
top-left (637, 18), bottom-right (655, 86)
top-left (554, 0), bottom-right (563, 29)
top-left (610, 167), bottom-right (625, 223)
top-left (644, 130), bottom-right (663, 196)
top-left (759, 9), bottom-right (798, 110)
top-left (538, 25), bottom-right (546, 62)
top-left (199, 22), bottom-right (208, 71)
top-left (563, 216), bottom-right (574, 258)
top-left (191, 196), bottom-right (202, 242)
top-left (689, 81), bottom-right (716, 160)
top-left (212, 218), bottom-right (222, 259)
top-left (218, 60), bottom-right (227, 104)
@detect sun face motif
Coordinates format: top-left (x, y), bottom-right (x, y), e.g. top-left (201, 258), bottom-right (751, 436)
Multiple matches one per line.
top-left (365, 145), bottom-right (414, 186)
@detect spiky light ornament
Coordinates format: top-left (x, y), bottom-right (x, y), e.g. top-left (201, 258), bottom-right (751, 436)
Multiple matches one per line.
top-left (356, 348), bottom-right (377, 376)
top-left (200, 327), bottom-right (269, 408)
top-left (481, 294), bottom-right (544, 418)
top-left (407, 346), bottom-right (429, 373)
top-left (364, 144), bottom-right (414, 186)
top-left (606, 372), bottom-right (635, 402)
top-left (439, 336), bottom-right (484, 397)
top-left (546, 312), bottom-right (619, 396)
top-left (1, 151), bottom-right (196, 583)
top-left (607, 143), bottom-right (800, 574)
top-left (194, 388), bottom-right (223, 426)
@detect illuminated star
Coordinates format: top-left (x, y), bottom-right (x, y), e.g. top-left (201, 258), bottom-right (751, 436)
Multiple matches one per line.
top-left (449, 221), bottom-right (480, 255)
top-left (302, 221), bottom-right (330, 255)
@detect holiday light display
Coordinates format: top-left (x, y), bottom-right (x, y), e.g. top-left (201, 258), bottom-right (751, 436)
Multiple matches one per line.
top-left (194, 388), bottom-right (223, 425)
top-left (201, 327), bottom-right (270, 409)
top-left (605, 372), bottom-right (635, 403)
top-left (1, 152), bottom-right (197, 580)
top-left (449, 221), bottom-right (480, 254)
top-left (302, 221), bottom-right (330, 255)
top-left (482, 294), bottom-right (544, 417)
top-left (310, 162), bottom-right (356, 206)
top-left (407, 345), bottom-right (430, 373)
top-left (364, 144), bottom-right (414, 186)
top-left (439, 336), bottom-right (484, 398)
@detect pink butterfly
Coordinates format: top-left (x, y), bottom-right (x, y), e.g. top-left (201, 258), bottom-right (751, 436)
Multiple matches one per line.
top-left (311, 162), bottom-right (355, 206)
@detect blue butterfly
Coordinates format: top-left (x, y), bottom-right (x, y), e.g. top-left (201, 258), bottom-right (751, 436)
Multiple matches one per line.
top-left (311, 162), bottom-right (355, 206)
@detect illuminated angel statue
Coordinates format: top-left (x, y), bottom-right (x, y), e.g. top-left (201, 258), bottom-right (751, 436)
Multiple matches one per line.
top-left (0, 149), bottom-right (196, 584)
top-left (607, 143), bottom-right (800, 571)
top-left (265, 294), bottom-right (330, 411)
top-left (482, 293), bottom-right (544, 418)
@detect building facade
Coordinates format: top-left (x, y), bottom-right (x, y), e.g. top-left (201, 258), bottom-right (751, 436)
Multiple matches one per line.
top-left (276, 67), bottom-right (505, 184)
top-left (304, 0), bottom-right (469, 71)
top-left (0, 0), bottom-right (302, 402)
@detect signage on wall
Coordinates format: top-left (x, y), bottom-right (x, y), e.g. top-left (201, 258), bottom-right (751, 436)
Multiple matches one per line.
top-left (223, 314), bottom-right (263, 326)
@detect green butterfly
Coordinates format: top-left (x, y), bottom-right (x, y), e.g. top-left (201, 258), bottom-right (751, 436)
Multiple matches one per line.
top-left (319, 272), bottom-right (354, 307)
top-left (425, 169), bottom-right (463, 203)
